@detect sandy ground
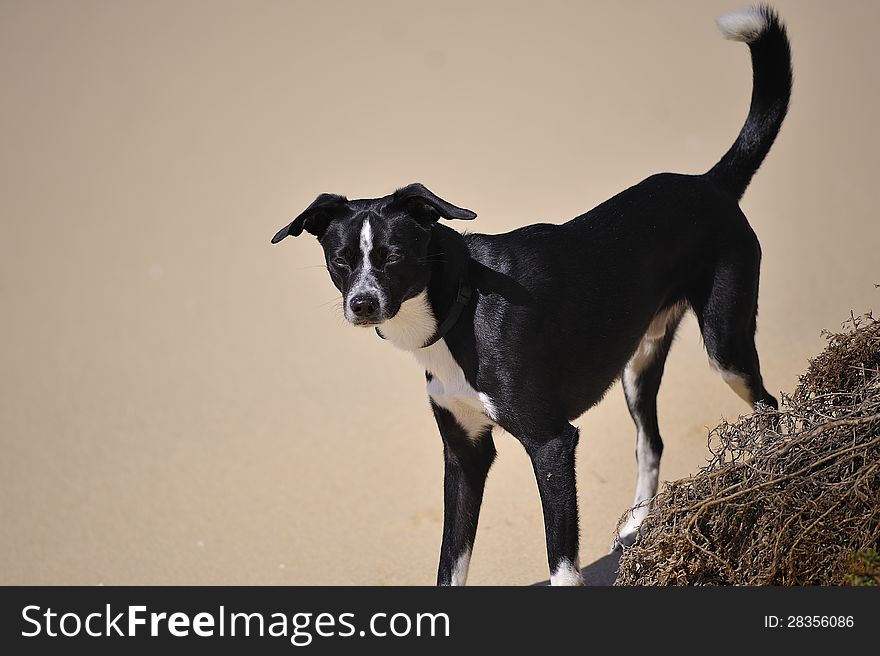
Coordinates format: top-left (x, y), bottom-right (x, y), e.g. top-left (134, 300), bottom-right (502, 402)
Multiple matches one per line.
top-left (1, 0), bottom-right (878, 585)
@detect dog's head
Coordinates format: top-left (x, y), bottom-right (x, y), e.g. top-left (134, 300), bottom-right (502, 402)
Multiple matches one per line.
top-left (272, 183), bottom-right (476, 326)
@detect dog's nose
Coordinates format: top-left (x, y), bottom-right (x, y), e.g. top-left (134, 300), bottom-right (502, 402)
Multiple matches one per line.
top-left (349, 294), bottom-right (380, 321)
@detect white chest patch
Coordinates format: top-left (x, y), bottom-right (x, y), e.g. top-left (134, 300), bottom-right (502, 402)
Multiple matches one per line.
top-left (378, 291), bottom-right (496, 439)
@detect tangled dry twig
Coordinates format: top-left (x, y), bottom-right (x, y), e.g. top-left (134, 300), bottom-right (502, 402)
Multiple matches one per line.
top-left (615, 312), bottom-right (880, 585)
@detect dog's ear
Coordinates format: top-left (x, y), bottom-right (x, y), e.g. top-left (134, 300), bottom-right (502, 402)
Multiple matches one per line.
top-left (391, 183), bottom-right (477, 226)
top-left (271, 193), bottom-right (348, 243)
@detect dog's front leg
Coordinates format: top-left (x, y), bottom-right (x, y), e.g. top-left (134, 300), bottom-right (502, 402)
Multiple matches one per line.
top-left (520, 424), bottom-right (584, 586)
top-left (431, 401), bottom-right (495, 586)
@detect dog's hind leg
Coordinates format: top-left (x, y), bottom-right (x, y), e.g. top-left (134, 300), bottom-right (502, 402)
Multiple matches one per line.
top-left (431, 401), bottom-right (496, 586)
top-left (616, 304), bottom-right (685, 549)
top-left (692, 246), bottom-right (778, 412)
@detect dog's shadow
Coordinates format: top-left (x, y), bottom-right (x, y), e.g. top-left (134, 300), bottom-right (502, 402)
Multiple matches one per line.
top-left (532, 550), bottom-right (622, 586)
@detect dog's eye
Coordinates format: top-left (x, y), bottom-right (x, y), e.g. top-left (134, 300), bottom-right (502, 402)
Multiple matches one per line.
top-left (385, 252), bottom-right (402, 265)
top-left (331, 256), bottom-right (350, 269)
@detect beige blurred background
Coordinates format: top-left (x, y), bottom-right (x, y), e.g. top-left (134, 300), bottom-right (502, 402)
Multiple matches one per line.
top-left (1, 0), bottom-right (877, 585)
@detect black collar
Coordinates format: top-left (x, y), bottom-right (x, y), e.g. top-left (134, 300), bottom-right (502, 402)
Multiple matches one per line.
top-left (376, 280), bottom-right (472, 349)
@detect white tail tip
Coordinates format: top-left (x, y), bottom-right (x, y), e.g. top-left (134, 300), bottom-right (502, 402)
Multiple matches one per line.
top-left (716, 7), bottom-right (768, 44)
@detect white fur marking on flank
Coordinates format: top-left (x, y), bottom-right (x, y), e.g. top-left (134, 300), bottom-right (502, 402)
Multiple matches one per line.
top-left (623, 302), bottom-right (686, 412)
top-left (378, 291), bottom-right (494, 440)
top-left (716, 7), bottom-right (768, 44)
top-left (550, 559), bottom-right (584, 586)
top-left (450, 549), bottom-right (472, 586)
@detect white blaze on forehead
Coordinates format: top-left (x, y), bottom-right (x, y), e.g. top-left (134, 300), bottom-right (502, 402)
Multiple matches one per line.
top-left (359, 217), bottom-right (373, 270)
top-left (345, 216), bottom-right (385, 320)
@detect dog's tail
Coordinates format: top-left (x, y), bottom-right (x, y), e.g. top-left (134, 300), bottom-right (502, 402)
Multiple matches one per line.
top-left (706, 5), bottom-right (792, 201)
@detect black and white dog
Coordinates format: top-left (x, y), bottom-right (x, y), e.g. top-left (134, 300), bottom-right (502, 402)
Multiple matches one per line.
top-left (272, 6), bottom-right (791, 585)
